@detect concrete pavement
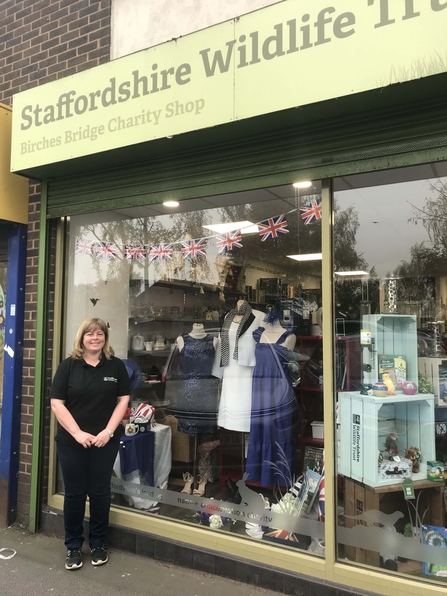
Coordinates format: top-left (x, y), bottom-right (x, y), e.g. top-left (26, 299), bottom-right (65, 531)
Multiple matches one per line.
top-left (0, 522), bottom-right (282, 596)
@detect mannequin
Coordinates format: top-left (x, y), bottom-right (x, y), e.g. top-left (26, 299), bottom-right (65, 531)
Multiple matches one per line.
top-left (176, 324), bottom-right (218, 351)
top-left (175, 323), bottom-right (220, 496)
top-left (245, 309), bottom-right (298, 486)
top-left (175, 324), bottom-right (219, 435)
top-left (213, 300), bottom-right (265, 432)
top-left (233, 299), bottom-right (246, 323)
top-left (259, 317), bottom-right (296, 350)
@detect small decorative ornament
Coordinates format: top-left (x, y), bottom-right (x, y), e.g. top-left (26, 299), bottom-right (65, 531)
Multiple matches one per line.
top-left (382, 373), bottom-right (396, 395)
top-left (372, 381), bottom-right (388, 397)
top-left (402, 381), bottom-right (418, 395)
top-left (209, 515), bottom-right (224, 529)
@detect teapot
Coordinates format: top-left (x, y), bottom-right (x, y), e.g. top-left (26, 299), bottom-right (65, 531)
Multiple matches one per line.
top-left (131, 334), bottom-right (145, 351)
top-left (154, 334), bottom-right (167, 350)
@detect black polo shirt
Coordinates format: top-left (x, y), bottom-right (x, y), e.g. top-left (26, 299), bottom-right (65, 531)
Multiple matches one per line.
top-left (49, 355), bottom-right (131, 446)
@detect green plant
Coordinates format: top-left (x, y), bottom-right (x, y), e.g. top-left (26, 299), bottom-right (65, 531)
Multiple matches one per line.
top-left (404, 522), bottom-right (413, 538)
top-left (418, 371), bottom-right (433, 394)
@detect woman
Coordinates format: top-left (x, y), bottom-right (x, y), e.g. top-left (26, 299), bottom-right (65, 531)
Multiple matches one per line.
top-left (50, 317), bottom-right (130, 570)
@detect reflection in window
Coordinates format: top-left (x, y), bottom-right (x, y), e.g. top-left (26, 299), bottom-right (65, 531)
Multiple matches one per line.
top-left (62, 182), bottom-right (328, 554)
top-left (335, 164), bottom-right (447, 583)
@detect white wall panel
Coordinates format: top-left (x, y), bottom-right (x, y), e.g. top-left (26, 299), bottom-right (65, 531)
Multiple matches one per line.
top-left (111, 0), bottom-right (281, 59)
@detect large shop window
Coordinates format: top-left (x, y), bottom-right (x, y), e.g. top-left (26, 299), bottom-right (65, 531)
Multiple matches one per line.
top-left (334, 162), bottom-right (447, 584)
top-left (61, 181), bottom-right (327, 553)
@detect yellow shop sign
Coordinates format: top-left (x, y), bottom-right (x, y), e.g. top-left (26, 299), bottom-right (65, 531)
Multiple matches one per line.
top-left (11, 0), bottom-right (447, 173)
top-left (0, 104), bottom-right (28, 224)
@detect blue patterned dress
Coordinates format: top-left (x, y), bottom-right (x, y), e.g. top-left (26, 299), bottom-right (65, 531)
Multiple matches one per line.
top-left (176, 334), bottom-right (219, 434)
top-left (245, 327), bottom-right (297, 486)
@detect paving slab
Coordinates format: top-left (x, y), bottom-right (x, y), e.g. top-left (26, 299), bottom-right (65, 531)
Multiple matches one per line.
top-left (0, 523), bottom-right (282, 596)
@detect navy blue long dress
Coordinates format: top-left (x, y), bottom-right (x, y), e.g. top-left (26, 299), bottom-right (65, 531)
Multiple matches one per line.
top-left (245, 327), bottom-right (297, 486)
top-left (176, 334), bottom-right (219, 434)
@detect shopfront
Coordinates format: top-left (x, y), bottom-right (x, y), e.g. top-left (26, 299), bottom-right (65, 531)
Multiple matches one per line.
top-left (9, 1), bottom-right (447, 595)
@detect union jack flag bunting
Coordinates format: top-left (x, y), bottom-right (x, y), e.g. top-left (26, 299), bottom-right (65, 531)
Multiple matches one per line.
top-left (181, 238), bottom-right (207, 259)
top-left (318, 465), bottom-right (325, 521)
top-left (124, 244), bottom-right (147, 261)
top-left (300, 199), bottom-right (322, 225)
top-left (96, 241), bottom-right (118, 259)
top-left (149, 243), bottom-right (173, 262)
top-left (257, 214), bottom-right (289, 242)
top-left (264, 529), bottom-right (299, 542)
top-left (75, 237), bottom-right (96, 256)
top-left (216, 230), bottom-right (243, 254)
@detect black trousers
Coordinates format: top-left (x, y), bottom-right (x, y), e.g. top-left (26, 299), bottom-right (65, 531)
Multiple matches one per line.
top-left (56, 440), bottom-right (119, 550)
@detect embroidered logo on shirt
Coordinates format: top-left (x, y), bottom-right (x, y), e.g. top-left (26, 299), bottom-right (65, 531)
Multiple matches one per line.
top-left (103, 377), bottom-right (118, 383)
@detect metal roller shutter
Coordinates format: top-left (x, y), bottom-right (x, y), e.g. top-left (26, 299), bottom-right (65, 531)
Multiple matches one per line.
top-left (46, 95), bottom-right (447, 218)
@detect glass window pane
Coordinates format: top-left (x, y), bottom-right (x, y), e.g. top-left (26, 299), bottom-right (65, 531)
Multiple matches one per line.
top-left (56, 181), bottom-right (327, 553)
top-left (334, 163), bottom-right (447, 583)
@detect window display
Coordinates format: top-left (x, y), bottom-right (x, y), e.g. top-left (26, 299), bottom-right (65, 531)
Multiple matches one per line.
top-left (334, 165), bottom-right (447, 583)
top-left (62, 181), bottom-right (328, 553)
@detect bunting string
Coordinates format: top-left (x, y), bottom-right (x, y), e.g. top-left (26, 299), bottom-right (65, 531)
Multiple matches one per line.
top-left (216, 230), bottom-right (243, 254)
top-left (74, 200), bottom-right (321, 261)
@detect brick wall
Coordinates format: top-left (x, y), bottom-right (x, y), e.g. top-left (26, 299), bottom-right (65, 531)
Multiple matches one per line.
top-left (0, 0), bottom-right (112, 525)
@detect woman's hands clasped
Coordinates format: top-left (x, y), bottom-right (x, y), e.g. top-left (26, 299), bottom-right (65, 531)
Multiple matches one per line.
top-left (91, 428), bottom-right (112, 449)
top-left (73, 430), bottom-right (97, 448)
top-left (73, 429), bottom-right (111, 449)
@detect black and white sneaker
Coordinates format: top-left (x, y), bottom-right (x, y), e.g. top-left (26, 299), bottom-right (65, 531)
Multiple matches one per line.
top-left (65, 548), bottom-right (83, 570)
top-left (91, 545), bottom-right (108, 566)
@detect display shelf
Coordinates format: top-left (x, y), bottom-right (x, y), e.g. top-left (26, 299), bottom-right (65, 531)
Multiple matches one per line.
top-left (418, 357), bottom-right (447, 407)
top-left (130, 317), bottom-right (218, 324)
top-left (302, 436), bottom-right (324, 447)
top-left (361, 314), bottom-right (418, 387)
top-left (300, 386), bottom-right (323, 392)
top-left (130, 277), bottom-right (246, 297)
top-left (338, 391), bottom-right (436, 487)
top-left (296, 334), bottom-right (323, 467)
top-left (130, 349), bottom-right (172, 357)
top-left (296, 334), bottom-right (360, 474)
top-left (344, 476), bottom-right (445, 567)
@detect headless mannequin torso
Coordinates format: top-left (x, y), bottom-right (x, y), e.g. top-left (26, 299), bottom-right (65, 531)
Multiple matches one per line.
top-left (233, 299), bottom-right (246, 324)
top-left (260, 318), bottom-right (296, 350)
top-left (177, 324), bottom-right (218, 352)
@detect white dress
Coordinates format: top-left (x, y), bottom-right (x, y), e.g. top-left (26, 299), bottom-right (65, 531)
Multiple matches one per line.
top-left (214, 310), bottom-right (265, 432)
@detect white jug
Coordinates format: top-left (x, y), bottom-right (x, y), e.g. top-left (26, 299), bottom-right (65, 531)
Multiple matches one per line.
top-left (131, 334), bottom-right (144, 351)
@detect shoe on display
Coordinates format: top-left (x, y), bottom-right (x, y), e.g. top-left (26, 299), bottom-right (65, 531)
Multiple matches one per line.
top-left (91, 545), bottom-right (108, 566)
top-left (193, 475), bottom-right (208, 496)
top-left (181, 472), bottom-right (194, 494)
top-left (65, 548), bottom-right (83, 570)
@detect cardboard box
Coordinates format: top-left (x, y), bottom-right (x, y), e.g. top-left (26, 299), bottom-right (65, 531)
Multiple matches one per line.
top-left (378, 354), bottom-right (406, 388)
top-left (311, 421), bottom-right (324, 439)
top-left (422, 525), bottom-right (447, 576)
top-left (427, 460), bottom-right (444, 482)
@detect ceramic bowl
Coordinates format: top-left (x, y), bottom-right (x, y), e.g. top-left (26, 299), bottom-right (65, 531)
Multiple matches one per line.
top-left (372, 381), bottom-right (388, 397)
top-left (402, 381), bottom-right (417, 395)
